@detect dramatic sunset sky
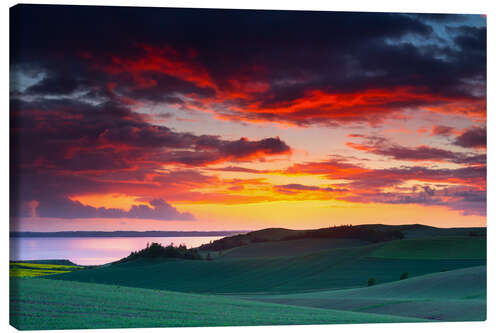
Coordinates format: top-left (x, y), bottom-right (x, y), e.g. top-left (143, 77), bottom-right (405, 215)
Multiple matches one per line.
top-left (10, 5), bottom-right (486, 231)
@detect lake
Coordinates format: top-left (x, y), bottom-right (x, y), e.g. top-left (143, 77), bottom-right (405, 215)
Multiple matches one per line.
top-left (9, 236), bottom-right (223, 265)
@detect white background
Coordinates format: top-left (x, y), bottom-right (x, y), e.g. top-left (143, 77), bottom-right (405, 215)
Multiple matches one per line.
top-left (2, 0), bottom-right (498, 332)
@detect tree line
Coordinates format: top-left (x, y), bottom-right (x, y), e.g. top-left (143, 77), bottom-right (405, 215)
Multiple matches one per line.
top-left (114, 242), bottom-right (202, 264)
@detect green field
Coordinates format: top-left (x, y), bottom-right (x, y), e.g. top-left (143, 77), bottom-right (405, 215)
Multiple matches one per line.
top-left (47, 237), bottom-right (485, 293)
top-left (10, 226), bottom-right (487, 329)
top-left (368, 237), bottom-right (486, 259)
top-left (245, 266), bottom-right (486, 322)
top-left (10, 277), bottom-right (422, 330)
top-left (219, 238), bottom-right (369, 259)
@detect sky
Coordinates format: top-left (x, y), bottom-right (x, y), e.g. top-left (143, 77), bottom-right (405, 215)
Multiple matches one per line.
top-left (10, 5), bottom-right (486, 231)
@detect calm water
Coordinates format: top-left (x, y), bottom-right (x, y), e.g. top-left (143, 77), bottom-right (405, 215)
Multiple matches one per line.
top-left (9, 236), bottom-right (223, 265)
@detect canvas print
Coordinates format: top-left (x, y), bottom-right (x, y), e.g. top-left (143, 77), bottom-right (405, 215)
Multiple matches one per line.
top-left (9, 4), bottom-right (486, 330)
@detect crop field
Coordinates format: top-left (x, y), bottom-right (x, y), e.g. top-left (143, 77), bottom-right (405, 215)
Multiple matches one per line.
top-left (10, 262), bottom-right (84, 277)
top-left (10, 277), bottom-right (422, 330)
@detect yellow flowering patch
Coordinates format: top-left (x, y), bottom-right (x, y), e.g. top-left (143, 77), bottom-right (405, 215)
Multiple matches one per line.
top-left (9, 262), bottom-right (83, 277)
top-left (10, 262), bottom-right (83, 270)
top-left (10, 268), bottom-right (72, 277)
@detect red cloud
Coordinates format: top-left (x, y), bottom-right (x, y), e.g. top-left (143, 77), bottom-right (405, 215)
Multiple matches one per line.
top-left (102, 44), bottom-right (216, 90)
top-left (84, 43), bottom-right (485, 127)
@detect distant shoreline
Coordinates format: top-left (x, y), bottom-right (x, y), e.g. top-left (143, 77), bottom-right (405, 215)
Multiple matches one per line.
top-left (10, 231), bottom-right (249, 238)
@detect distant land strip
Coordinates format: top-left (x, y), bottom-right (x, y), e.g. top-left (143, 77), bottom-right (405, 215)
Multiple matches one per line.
top-left (10, 231), bottom-right (250, 238)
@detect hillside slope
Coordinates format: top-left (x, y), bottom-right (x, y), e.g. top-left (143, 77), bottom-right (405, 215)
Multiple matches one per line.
top-left (220, 238), bottom-right (369, 259)
top-left (199, 225), bottom-right (404, 252)
top-left (247, 266), bottom-right (486, 321)
top-left (369, 237), bottom-right (486, 259)
top-left (48, 238), bottom-right (485, 294)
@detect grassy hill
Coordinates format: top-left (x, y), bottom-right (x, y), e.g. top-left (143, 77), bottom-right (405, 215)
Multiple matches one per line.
top-left (246, 265), bottom-right (486, 321)
top-left (355, 224), bottom-right (486, 238)
top-left (368, 237), bottom-right (486, 260)
top-left (220, 238), bottom-right (369, 259)
top-left (199, 225), bottom-right (404, 252)
top-left (198, 228), bottom-right (302, 251)
top-left (10, 277), bottom-right (422, 330)
top-left (216, 235), bottom-right (486, 260)
top-left (48, 237), bottom-right (485, 294)
top-left (11, 224), bottom-right (487, 329)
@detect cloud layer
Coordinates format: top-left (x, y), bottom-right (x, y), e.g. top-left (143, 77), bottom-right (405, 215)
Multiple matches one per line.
top-left (11, 6), bottom-right (486, 127)
top-left (10, 6), bottom-right (486, 223)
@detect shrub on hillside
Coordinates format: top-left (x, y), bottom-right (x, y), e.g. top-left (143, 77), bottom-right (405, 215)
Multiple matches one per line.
top-left (367, 277), bottom-right (376, 286)
top-left (400, 272), bottom-right (409, 280)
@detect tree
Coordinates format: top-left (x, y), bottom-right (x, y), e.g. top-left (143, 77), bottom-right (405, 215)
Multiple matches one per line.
top-left (367, 277), bottom-right (376, 286)
top-left (206, 252), bottom-right (213, 261)
top-left (400, 272), bottom-right (409, 280)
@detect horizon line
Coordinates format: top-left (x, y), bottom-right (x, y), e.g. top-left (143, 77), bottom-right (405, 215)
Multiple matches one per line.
top-left (10, 222), bottom-right (487, 235)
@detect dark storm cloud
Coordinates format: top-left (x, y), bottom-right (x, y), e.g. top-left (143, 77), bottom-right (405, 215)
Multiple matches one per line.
top-left (26, 74), bottom-right (80, 95)
top-left (454, 127), bottom-right (486, 148)
top-left (409, 13), bottom-right (470, 23)
top-left (450, 26), bottom-right (487, 53)
top-left (11, 5), bottom-right (486, 126)
top-left (110, 71), bottom-right (217, 103)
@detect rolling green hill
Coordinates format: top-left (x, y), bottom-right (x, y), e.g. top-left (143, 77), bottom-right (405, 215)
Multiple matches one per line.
top-left (219, 238), bottom-right (369, 259)
top-left (198, 225), bottom-right (404, 252)
top-left (11, 224), bottom-right (487, 329)
top-left (198, 225), bottom-right (486, 253)
top-left (246, 265), bottom-right (486, 321)
top-left (217, 235), bottom-right (486, 260)
top-left (48, 237), bottom-right (485, 294)
top-left (356, 224), bottom-right (486, 239)
top-left (10, 277), bottom-right (422, 330)
top-left (368, 237), bottom-right (486, 260)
